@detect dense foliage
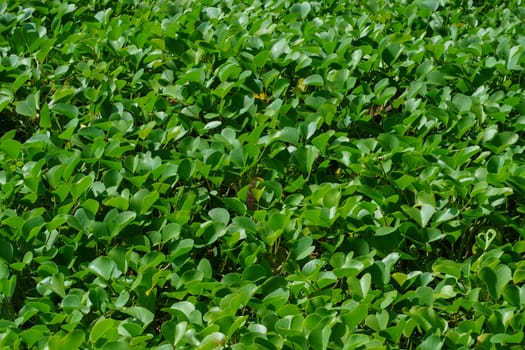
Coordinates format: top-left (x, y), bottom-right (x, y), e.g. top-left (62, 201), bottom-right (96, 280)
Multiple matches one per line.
top-left (1, 0), bottom-right (525, 349)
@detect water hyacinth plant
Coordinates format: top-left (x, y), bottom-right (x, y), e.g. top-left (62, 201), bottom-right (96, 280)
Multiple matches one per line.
top-left (1, 0), bottom-right (525, 349)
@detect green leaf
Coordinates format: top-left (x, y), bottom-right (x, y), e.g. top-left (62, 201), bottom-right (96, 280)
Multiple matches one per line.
top-left (104, 210), bottom-right (136, 238)
top-left (279, 127), bottom-right (300, 144)
top-left (89, 318), bottom-right (117, 343)
top-left (265, 98), bottom-right (283, 117)
top-left (432, 258), bottom-right (462, 278)
top-left (513, 261), bottom-right (525, 283)
top-left (382, 43), bottom-right (402, 65)
top-left (491, 332), bottom-right (524, 344)
top-left (303, 74), bottom-right (324, 87)
top-left (19, 325), bottom-right (50, 347)
top-left (452, 94), bottom-right (472, 113)
top-left (359, 273), bottom-right (372, 299)
top-left (51, 103), bottom-right (79, 119)
top-left (294, 145), bottom-right (319, 175)
top-left (162, 223), bottom-right (181, 243)
top-left (88, 256), bottom-right (121, 281)
top-left (130, 189), bottom-right (159, 215)
top-left (290, 2), bottom-right (311, 18)
top-left (433, 208), bottom-right (459, 224)
top-left (122, 306), bottom-right (154, 328)
top-left (103, 196), bottom-right (129, 210)
top-left (0, 139), bottom-right (21, 159)
top-left (183, 68), bottom-right (205, 83)
top-left (402, 204), bottom-right (435, 228)
top-left (71, 176), bottom-right (93, 199)
top-left (415, 286), bottom-right (434, 306)
top-left (416, 334), bottom-right (443, 350)
top-left (16, 93), bottom-right (39, 117)
top-left (365, 309), bottom-right (389, 332)
top-left (375, 226), bottom-right (397, 236)
top-left (479, 264), bottom-right (512, 300)
top-left (254, 50), bottom-right (269, 67)
top-left (0, 238), bottom-right (14, 262)
top-left (37, 273), bottom-right (67, 298)
top-left (217, 61), bottom-right (242, 82)
top-left (291, 237), bottom-right (314, 260)
top-left (270, 38), bottom-right (288, 60)
top-left (208, 208), bottom-right (230, 225)
top-left (53, 86), bottom-right (76, 101)
top-left (378, 134), bottom-right (401, 152)
top-left (178, 159), bottom-right (193, 180)
top-left (59, 118), bottom-right (79, 140)
top-left (102, 342), bottom-right (132, 350)
top-left (309, 322), bottom-right (332, 350)
top-left (275, 315), bottom-right (304, 337)
top-left (0, 88), bottom-right (14, 112)
top-left (485, 131), bottom-right (519, 153)
top-left (419, 204), bottom-right (435, 228)
top-left (166, 301), bottom-right (195, 322)
top-left (47, 330), bottom-right (85, 350)
top-left (377, 86), bottom-right (397, 105)
top-left (170, 239), bottom-right (194, 259)
top-left (199, 332), bottom-right (226, 350)
top-left (39, 103), bottom-right (51, 128)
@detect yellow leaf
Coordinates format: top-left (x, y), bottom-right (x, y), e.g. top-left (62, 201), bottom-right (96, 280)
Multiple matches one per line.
top-left (253, 91), bottom-right (266, 100)
top-left (297, 78), bottom-right (306, 92)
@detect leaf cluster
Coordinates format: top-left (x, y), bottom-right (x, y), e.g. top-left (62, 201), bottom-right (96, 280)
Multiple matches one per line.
top-left (1, 0), bottom-right (525, 349)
